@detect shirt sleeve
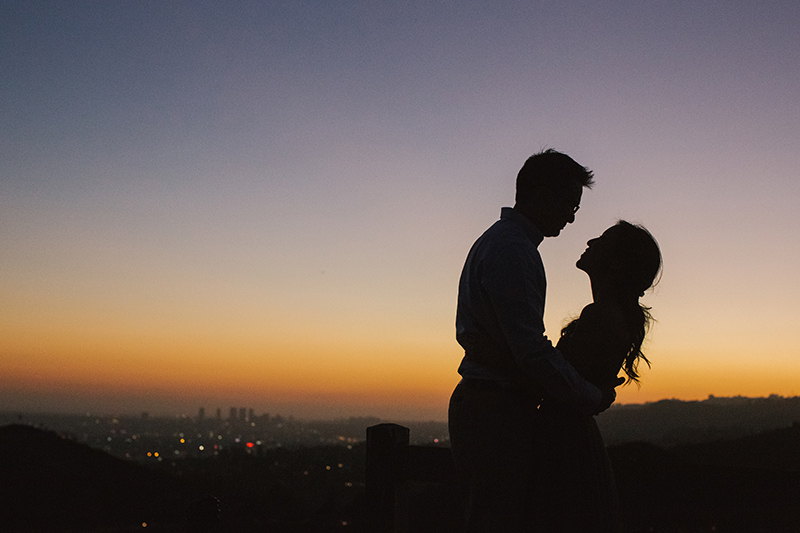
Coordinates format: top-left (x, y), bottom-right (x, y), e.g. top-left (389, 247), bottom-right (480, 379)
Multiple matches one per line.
top-left (481, 242), bottom-right (602, 415)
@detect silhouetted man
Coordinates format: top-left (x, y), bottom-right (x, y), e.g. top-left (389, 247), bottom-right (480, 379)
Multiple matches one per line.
top-left (448, 149), bottom-right (619, 532)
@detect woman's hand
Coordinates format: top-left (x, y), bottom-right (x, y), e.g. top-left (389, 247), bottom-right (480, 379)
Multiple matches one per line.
top-left (596, 376), bottom-right (626, 414)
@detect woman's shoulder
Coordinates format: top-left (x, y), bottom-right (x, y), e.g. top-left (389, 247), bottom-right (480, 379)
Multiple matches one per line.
top-left (579, 301), bottom-right (625, 319)
top-left (576, 302), bottom-right (630, 346)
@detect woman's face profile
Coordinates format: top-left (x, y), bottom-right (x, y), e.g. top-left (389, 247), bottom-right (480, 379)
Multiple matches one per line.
top-left (576, 226), bottom-right (623, 275)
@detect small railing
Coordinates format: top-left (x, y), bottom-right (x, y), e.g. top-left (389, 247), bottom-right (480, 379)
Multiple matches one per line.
top-left (365, 423), bottom-right (463, 532)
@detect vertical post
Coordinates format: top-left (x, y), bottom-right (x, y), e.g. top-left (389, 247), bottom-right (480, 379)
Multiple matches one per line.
top-left (366, 423), bottom-right (410, 532)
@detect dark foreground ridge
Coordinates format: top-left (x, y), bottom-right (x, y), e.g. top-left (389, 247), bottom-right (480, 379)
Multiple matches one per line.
top-left (0, 424), bottom-right (184, 530)
top-left (366, 422), bottom-right (800, 533)
top-left (0, 423), bottom-right (365, 531)
top-left (607, 424), bottom-right (800, 532)
top-left (4, 421), bottom-right (800, 531)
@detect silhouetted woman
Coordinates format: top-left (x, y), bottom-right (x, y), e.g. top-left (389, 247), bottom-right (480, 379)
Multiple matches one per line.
top-left (529, 220), bottom-right (662, 532)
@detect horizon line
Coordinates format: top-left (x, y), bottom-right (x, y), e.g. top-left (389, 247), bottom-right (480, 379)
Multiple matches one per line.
top-left (3, 393), bottom-right (800, 421)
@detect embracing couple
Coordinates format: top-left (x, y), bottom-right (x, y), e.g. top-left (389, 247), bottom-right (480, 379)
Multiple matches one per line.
top-left (449, 149), bottom-right (662, 532)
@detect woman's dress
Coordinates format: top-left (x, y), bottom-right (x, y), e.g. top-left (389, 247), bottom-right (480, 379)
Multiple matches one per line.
top-left (529, 304), bottom-right (626, 532)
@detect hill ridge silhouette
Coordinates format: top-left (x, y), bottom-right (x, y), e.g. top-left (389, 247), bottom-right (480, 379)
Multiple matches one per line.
top-left (4, 415), bottom-right (800, 531)
top-left (0, 424), bottom-right (185, 530)
top-left (597, 395), bottom-right (800, 445)
top-left (607, 423), bottom-right (800, 532)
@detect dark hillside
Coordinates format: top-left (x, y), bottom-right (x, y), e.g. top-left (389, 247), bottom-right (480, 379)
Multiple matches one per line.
top-left (597, 396), bottom-right (800, 446)
top-left (609, 425), bottom-right (800, 532)
top-left (670, 421), bottom-right (800, 471)
top-left (4, 420), bottom-right (800, 531)
top-left (0, 424), bottom-right (185, 531)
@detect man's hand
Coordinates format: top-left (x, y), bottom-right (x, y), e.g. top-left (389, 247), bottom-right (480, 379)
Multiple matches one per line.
top-left (596, 376), bottom-right (626, 414)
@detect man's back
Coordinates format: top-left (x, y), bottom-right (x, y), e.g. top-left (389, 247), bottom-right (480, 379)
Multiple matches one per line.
top-left (456, 207), bottom-right (546, 384)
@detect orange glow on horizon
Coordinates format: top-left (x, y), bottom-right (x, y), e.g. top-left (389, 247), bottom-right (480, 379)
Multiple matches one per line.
top-left (4, 292), bottom-right (800, 420)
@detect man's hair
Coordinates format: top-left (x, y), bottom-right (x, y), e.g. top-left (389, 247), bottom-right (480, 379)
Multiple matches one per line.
top-left (515, 149), bottom-right (594, 204)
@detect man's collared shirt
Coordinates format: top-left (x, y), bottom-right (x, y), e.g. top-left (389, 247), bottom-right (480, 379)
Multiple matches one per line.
top-left (456, 207), bottom-right (601, 414)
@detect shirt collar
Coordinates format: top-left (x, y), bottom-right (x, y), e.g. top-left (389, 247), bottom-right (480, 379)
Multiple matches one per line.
top-left (501, 207), bottom-right (544, 246)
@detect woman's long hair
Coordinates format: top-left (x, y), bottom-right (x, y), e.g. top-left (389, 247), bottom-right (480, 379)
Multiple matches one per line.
top-left (616, 221), bottom-right (661, 384)
top-left (619, 296), bottom-right (653, 384)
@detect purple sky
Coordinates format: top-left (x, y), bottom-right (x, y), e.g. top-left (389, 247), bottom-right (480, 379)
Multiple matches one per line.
top-left (2, 1), bottom-right (799, 419)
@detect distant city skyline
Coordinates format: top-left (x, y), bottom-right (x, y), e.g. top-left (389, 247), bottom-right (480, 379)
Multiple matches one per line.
top-left (7, 394), bottom-right (800, 451)
top-left (5, 393), bottom-right (800, 423)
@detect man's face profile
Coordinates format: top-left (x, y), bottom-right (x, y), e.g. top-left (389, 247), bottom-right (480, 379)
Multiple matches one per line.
top-left (534, 182), bottom-right (582, 237)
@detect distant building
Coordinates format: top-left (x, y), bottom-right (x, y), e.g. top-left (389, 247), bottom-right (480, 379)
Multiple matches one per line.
top-left (229, 407), bottom-right (237, 421)
top-left (216, 408), bottom-right (222, 420)
top-left (239, 407), bottom-right (247, 422)
top-left (198, 408), bottom-right (205, 421)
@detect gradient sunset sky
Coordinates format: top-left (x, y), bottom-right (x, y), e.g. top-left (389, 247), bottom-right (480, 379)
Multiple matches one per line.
top-left (3, 1), bottom-right (799, 420)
